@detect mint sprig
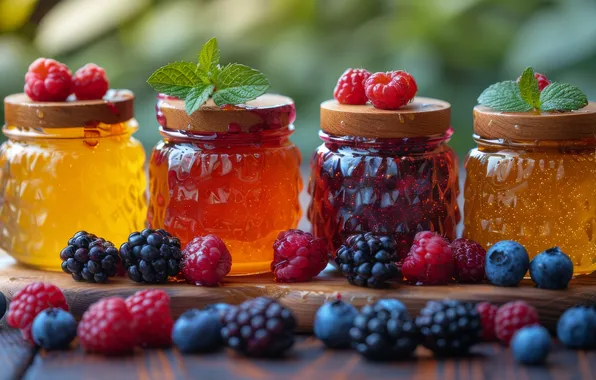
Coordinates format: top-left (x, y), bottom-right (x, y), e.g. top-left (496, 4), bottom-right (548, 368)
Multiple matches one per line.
top-left (147, 37), bottom-right (270, 115)
top-left (478, 67), bottom-right (588, 113)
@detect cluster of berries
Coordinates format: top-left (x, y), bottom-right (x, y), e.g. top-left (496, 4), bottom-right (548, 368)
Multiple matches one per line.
top-left (333, 68), bottom-right (418, 110)
top-left (25, 58), bottom-right (109, 102)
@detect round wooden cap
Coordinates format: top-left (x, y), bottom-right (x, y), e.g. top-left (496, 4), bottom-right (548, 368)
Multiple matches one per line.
top-left (156, 93), bottom-right (296, 133)
top-left (474, 102), bottom-right (596, 140)
top-left (320, 97), bottom-right (451, 138)
top-left (4, 90), bottom-right (135, 128)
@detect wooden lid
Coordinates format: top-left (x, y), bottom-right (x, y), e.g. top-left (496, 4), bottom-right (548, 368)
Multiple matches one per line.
top-left (474, 102), bottom-right (596, 140)
top-left (320, 97), bottom-right (451, 138)
top-left (4, 90), bottom-right (134, 128)
top-left (156, 93), bottom-right (296, 133)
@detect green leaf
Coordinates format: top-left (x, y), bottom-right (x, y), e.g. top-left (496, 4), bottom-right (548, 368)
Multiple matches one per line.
top-left (518, 67), bottom-right (541, 110)
top-left (477, 81), bottom-right (534, 112)
top-left (539, 82), bottom-right (588, 111)
top-left (185, 84), bottom-right (215, 115)
top-left (198, 37), bottom-right (220, 75)
top-left (147, 61), bottom-right (203, 98)
top-left (212, 63), bottom-right (269, 106)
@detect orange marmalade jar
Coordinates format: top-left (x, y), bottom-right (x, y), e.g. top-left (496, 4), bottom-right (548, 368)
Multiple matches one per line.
top-left (147, 94), bottom-right (302, 275)
top-left (464, 103), bottom-right (596, 275)
top-left (1, 91), bottom-right (147, 270)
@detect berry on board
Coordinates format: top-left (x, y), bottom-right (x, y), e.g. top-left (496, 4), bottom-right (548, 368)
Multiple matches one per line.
top-left (125, 289), bottom-right (173, 348)
top-left (333, 68), bottom-right (371, 105)
top-left (60, 231), bottom-right (120, 283)
top-left (529, 247), bottom-right (573, 290)
top-left (32, 308), bottom-right (77, 350)
top-left (401, 231), bottom-right (454, 285)
top-left (271, 229), bottom-right (328, 283)
top-left (24, 58), bottom-right (73, 101)
top-left (476, 302), bottom-right (498, 342)
top-left (557, 305), bottom-right (596, 349)
top-left (181, 234), bottom-right (232, 286)
top-left (495, 301), bottom-right (539, 345)
top-left (314, 299), bottom-right (358, 349)
top-left (485, 240), bottom-right (529, 287)
top-left (172, 309), bottom-right (223, 353)
top-left (451, 238), bottom-right (486, 283)
top-left (72, 63), bottom-right (109, 100)
top-left (6, 282), bottom-right (69, 344)
top-left (511, 325), bottom-right (551, 365)
top-left (335, 232), bottom-right (400, 288)
top-left (364, 70), bottom-right (417, 110)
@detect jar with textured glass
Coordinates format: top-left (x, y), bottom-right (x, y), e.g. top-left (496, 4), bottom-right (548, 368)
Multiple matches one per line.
top-left (308, 98), bottom-right (460, 259)
top-left (0, 91), bottom-right (147, 270)
top-left (147, 94), bottom-right (302, 276)
top-left (464, 103), bottom-right (596, 275)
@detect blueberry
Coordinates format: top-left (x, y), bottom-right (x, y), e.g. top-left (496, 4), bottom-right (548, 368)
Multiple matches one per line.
top-left (511, 325), bottom-right (551, 365)
top-left (32, 308), bottom-right (77, 350)
top-left (557, 306), bottom-right (596, 349)
top-left (314, 300), bottom-right (358, 349)
top-left (485, 240), bottom-right (529, 287)
top-left (0, 291), bottom-right (5, 320)
top-left (204, 303), bottom-right (233, 318)
top-left (529, 247), bottom-right (573, 290)
top-left (172, 309), bottom-right (223, 353)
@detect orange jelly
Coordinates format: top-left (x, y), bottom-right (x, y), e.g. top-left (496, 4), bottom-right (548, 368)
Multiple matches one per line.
top-left (147, 94), bottom-right (302, 275)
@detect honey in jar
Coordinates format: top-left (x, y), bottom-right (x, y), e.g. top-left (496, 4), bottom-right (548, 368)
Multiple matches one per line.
top-left (464, 102), bottom-right (596, 274)
top-left (146, 94), bottom-right (302, 275)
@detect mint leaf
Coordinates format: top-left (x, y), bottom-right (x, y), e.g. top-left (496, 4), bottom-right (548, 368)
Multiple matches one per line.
top-left (478, 81), bottom-right (533, 112)
top-left (518, 67), bottom-right (541, 110)
top-left (212, 63), bottom-right (269, 106)
top-left (185, 84), bottom-right (215, 115)
top-left (540, 82), bottom-right (588, 111)
top-left (198, 37), bottom-right (220, 75)
top-left (147, 61), bottom-right (203, 98)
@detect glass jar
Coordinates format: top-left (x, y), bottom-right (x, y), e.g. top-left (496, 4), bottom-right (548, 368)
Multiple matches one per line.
top-left (308, 97), bottom-right (460, 258)
top-left (464, 103), bottom-right (596, 275)
top-left (0, 91), bottom-right (147, 270)
top-left (147, 94), bottom-right (302, 276)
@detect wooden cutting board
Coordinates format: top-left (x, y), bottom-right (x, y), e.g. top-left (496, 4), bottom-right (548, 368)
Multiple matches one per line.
top-left (1, 251), bottom-right (595, 332)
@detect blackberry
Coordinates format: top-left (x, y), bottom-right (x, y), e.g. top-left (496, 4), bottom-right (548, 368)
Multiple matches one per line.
top-left (221, 297), bottom-right (296, 357)
top-left (119, 229), bottom-right (182, 284)
top-left (60, 231), bottom-right (120, 283)
top-left (416, 300), bottom-right (482, 356)
top-left (335, 233), bottom-right (400, 288)
top-left (349, 301), bottom-right (420, 361)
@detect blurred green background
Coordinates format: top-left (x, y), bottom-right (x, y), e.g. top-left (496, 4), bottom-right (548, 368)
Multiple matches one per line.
top-left (1, 0), bottom-right (596, 158)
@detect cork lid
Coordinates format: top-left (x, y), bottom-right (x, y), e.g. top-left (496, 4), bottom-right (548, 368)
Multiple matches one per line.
top-left (320, 97), bottom-right (451, 138)
top-left (474, 102), bottom-right (596, 140)
top-left (4, 90), bottom-right (135, 128)
top-left (156, 93), bottom-right (296, 133)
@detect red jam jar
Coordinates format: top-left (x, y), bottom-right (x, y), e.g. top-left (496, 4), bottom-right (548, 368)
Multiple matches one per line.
top-left (147, 94), bottom-right (302, 275)
top-left (308, 97), bottom-right (460, 258)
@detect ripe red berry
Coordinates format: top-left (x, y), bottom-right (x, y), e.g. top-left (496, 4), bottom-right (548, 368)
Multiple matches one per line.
top-left (6, 282), bottom-right (69, 343)
top-left (78, 297), bottom-right (136, 354)
top-left (451, 238), bottom-right (486, 283)
top-left (364, 70), bottom-right (417, 110)
top-left (73, 63), bottom-right (109, 100)
top-left (516, 72), bottom-right (551, 92)
top-left (125, 289), bottom-right (173, 348)
top-left (401, 231), bottom-right (454, 285)
top-left (271, 229), bottom-right (328, 282)
top-left (476, 302), bottom-right (498, 341)
top-left (181, 235), bottom-right (232, 286)
top-left (24, 58), bottom-right (73, 102)
top-left (495, 301), bottom-right (539, 344)
top-left (333, 68), bottom-right (371, 105)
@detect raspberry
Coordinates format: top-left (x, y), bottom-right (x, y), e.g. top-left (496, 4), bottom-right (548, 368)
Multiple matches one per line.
top-left (451, 238), bottom-right (486, 283)
top-left (73, 63), bottom-right (109, 100)
top-left (495, 301), bottom-right (539, 344)
top-left (78, 297), bottom-right (136, 354)
top-left (125, 289), bottom-right (173, 348)
top-left (271, 229), bottom-right (328, 282)
top-left (24, 58), bottom-right (73, 102)
top-left (333, 68), bottom-right (371, 105)
top-left (364, 70), bottom-right (417, 110)
top-left (401, 231), bottom-right (454, 285)
top-left (181, 235), bottom-right (232, 286)
top-left (476, 302), bottom-right (498, 341)
top-left (6, 282), bottom-right (69, 343)
top-left (517, 72), bottom-right (551, 92)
